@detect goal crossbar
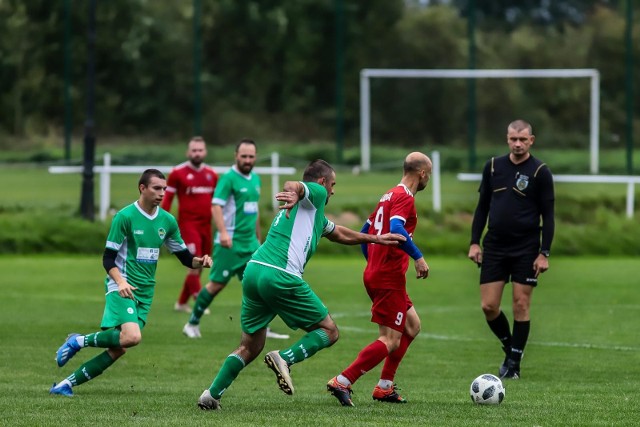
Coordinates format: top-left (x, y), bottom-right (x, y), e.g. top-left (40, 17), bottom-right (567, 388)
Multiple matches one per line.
top-left (360, 68), bottom-right (600, 172)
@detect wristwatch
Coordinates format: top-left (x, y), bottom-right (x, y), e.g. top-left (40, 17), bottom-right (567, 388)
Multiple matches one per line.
top-left (540, 250), bottom-right (550, 257)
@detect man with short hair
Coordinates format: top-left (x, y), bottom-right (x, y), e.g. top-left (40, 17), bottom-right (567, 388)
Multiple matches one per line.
top-left (327, 152), bottom-right (432, 407)
top-left (196, 159), bottom-right (406, 410)
top-left (468, 119), bottom-right (555, 380)
top-left (183, 139), bottom-right (289, 340)
top-left (50, 169), bottom-right (212, 397)
top-left (161, 137), bottom-right (218, 313)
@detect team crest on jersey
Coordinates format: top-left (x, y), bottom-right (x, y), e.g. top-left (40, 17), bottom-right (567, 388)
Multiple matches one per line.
top-left (516, 174), bottom-right (529, 191)
top-left (158, 228), bottom-right (166, 239)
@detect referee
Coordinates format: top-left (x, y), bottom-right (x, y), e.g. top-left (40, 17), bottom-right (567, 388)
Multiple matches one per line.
top-left (468, 119), bottom-right (555, 380)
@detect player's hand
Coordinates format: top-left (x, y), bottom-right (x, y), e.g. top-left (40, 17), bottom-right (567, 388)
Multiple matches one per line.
top-left (468, 244), bottom-right (482, 267)
top-left (376, 233), bottom-right (406, 245)
top-left (195, 254), bottom-right (213, 269)
top-left (533, 254), bottom-right (549, 278)
top-left (117, 281), bottom-right (137, 300)
top-left (219, 231), bottom-right (232, 248)
top-left (415, 257), bottom-right (429, 279)
top-left (276, 191), bottom-right (299, 219)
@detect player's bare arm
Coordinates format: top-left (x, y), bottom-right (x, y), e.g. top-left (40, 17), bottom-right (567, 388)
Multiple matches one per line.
top-left (212, 204), bottom-right (232, 248)
top-left (326, 225), bottom-right (406, 245)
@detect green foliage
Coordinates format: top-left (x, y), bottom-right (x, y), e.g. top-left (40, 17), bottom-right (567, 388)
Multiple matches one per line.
top-left (1, 256), bottom-right (638, 425)
top-left (0, 210), bottom-right (108, 253)
top-left (1, 2), bottom-right (639, 151)
top-left (2, 156), bottom-right (640, 256)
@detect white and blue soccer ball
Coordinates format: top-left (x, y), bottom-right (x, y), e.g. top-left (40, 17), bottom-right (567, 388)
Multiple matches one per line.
top-left (470, 374), bottom-right (505, 405)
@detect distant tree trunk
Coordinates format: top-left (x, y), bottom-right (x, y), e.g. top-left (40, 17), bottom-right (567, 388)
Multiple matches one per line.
top-left (13, 47), bottom-right (24, 135)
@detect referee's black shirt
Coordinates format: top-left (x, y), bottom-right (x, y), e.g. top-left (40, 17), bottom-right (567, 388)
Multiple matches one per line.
top-left (470, 154), bottom-right (555, 254)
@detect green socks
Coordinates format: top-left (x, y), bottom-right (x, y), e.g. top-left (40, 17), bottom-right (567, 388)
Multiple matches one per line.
top-left (83, 329), bottom-right (121, 348)
top-left (68, 351), bottom-right (116, 386)
top-left (281, 329), bottom-right (330, 365)
top-left (189, 288), bottom-right (215, 325)
top-left (209, 354), bottom-right (246, 399)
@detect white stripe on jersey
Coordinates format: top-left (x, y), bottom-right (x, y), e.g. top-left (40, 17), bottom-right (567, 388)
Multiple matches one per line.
top-left (286, 200), bottom-right (316, 274)
top-left (249, 260), bottom-right (302, 278)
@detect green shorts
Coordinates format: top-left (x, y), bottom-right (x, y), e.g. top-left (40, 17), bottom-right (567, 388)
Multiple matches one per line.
top-left (101, 292), bottom-right (150, 329)
top-left (240, 261), bottom-right (329, 334)
top-left (209, 245), bottom-right (255, 285)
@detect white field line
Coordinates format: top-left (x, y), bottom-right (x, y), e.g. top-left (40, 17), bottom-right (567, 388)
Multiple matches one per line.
top-left (333, 314), bottom-right (639, 352)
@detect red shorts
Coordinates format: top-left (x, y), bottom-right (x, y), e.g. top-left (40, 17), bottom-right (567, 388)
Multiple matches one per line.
top-left (365, 287), bottom-right (413, 332)
top-left (179, 222), bottom-right (212, 256)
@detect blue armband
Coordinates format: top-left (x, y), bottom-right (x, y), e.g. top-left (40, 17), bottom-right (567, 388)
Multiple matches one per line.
top-left (360, 221), bottom-right (370, 260)
top-left (390, 218), bottom-right (423, 260)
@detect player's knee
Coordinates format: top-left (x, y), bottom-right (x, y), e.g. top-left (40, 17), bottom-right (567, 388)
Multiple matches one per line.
top-left (481, 301), bottom-right (500, 318)
top-left (120, 331), bottom-right (142, 348)
top-left (408, 322), bottom-right (421, 338)
top-left (324, 325), bottom-right (340, 346)
top-left (512, 299), bottom-right (530, 318)
top-left (206, 281), bottom-right (224, 296)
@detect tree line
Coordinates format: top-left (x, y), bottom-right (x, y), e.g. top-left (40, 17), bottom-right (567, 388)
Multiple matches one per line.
top-left (0, 0), bottom-right (637, 152)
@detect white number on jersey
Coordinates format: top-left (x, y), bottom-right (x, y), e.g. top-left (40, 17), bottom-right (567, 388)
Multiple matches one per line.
top-left (373, 206), bottom-right (384, 235)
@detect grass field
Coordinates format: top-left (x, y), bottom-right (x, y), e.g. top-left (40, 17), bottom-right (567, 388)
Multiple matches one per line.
top-left (0, 255), bottom-right (638, 426)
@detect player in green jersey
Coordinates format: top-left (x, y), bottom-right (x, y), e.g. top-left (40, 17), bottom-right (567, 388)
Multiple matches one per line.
top-left (183, 139), bottom-right (289, 340)
top-left (197, 160), bottom-right (406, 410)
top-left (50, 169), bottom-right (212, 397)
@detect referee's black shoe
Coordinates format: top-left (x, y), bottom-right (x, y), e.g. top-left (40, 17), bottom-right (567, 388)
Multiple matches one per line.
top-left (500, 359), bottom-right (520, 380)
top-left (498, 346), bottom-right (510, 377)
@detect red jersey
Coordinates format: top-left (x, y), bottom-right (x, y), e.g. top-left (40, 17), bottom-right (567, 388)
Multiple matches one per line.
top-left (161, 162), bottom-right (218, 224)
top-left (363, 183), bottom-right (418, 288)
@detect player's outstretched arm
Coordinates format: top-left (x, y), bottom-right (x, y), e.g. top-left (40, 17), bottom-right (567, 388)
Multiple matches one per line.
top-left (325, 224), bottom-right (405, 246)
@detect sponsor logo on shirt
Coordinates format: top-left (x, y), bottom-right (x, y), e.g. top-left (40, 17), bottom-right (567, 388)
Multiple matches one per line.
top-left (134, 229), bottom-right (144, 235)
top-left (137, 247), bottom-right (160, 263)
top-left (244, 201), bottom-right (258, 214)
top-left (186, 186), bottom-right (214, 194)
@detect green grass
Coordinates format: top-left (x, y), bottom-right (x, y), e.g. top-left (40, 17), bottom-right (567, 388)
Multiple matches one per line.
top-left (0, 255), bottom-right (638, 426)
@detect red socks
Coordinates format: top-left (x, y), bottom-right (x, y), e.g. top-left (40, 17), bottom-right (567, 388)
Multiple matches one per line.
top-left (341, 339), bottom-right (389, 384)
top-left (380, 333), bottom-right (414, 382)
top-left (178, 274), bottom-right (201, 305)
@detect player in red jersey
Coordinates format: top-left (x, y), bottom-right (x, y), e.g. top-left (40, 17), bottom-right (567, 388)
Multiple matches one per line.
top-left (161, 137), bottom-right (218, 312)
top-left (327, 152), bottom-right (432, 407)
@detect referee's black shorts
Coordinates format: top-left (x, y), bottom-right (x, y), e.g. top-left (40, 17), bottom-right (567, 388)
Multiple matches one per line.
top-left (479, 235), bottom-right (540, 286)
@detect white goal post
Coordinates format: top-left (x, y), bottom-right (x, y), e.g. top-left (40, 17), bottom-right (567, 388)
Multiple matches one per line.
top-left (360, 68), bottom-right (601, 173)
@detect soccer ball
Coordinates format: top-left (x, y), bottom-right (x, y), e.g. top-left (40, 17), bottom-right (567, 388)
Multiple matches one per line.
top-left (469, 374), bottom-right (505, 405)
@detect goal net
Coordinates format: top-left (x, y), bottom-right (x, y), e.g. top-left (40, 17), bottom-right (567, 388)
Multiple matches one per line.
top-left (359, 68), bottom-right (600, 173)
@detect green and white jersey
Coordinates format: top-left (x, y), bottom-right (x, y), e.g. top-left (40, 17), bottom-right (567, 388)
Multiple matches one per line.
top-left (212, 165), bottom-right (261, 250)
top-left (251, 182), bottom-right (335, 277)
top-left (104, 201), bottom-right (186, 303)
